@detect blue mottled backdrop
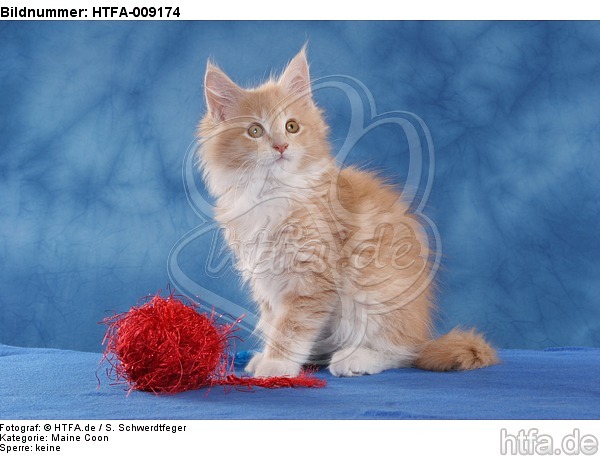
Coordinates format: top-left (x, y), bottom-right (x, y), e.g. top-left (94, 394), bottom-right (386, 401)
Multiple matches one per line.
top-left (1, 21), bottom-right (598, 353)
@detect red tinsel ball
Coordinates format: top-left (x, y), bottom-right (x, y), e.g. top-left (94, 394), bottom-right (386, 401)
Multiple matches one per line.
top-left (103, 294), bottom-right (228, 394)
top-left (102, 292), bottom-right (326, 394)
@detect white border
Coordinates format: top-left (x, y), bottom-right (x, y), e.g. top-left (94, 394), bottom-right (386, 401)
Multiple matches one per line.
top-left (2, 0), bottom-right (597, 20)
top-left (2, 420), bottom-right (600, 456)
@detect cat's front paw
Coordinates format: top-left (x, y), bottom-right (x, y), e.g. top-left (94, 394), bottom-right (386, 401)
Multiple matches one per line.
top-left (244, 352), bottom-right (264, 375)
top-left (252, 356), bottom-right (302, 378)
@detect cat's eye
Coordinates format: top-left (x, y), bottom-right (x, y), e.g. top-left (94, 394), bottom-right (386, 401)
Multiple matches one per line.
top-left (248, 124), bottom-right (264, 138)
top-left (286, 120), bottom-right (300, 134)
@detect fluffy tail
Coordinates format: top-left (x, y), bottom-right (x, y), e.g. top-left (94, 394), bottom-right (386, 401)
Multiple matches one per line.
top-left (414, 328), bottom-right (499, 371)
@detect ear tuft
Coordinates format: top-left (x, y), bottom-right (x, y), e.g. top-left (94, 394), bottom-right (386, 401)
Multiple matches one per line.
top-left (279, 46), bottom-right (312, 99)
top-left (204, 63), bottom-right (243, 122)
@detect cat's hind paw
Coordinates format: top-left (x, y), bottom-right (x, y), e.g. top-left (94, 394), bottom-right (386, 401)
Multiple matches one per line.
top-left (329, 346), bottom-right (413, 377)
top-left (329, 347), bottom-right (380, 377)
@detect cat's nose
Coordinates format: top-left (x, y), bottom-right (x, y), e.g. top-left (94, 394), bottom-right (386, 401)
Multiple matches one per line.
top-left (272, 143), bottom-right (289, 154)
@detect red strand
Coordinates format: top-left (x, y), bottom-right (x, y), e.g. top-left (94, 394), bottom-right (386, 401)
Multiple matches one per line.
top-left (219, 371), bottom-right (326, 389)
top-left (101, 293), bottom-right (326, 394)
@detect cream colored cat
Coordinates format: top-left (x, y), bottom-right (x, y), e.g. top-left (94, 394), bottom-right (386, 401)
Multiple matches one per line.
top-left (197, 48), bottom-right (498, 377)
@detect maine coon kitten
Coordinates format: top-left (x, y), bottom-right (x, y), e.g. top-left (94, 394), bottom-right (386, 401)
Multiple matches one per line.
top-left (198, 48), bottom-right (499, 377)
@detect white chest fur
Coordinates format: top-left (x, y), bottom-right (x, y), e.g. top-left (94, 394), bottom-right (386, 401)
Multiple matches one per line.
top-left (215, 181), bottom-right (303, 305)
top-left (209, 160), bottom-right (332, 307)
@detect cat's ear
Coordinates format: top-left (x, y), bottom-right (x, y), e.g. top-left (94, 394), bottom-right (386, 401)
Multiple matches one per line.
top-left (204, 62), bottom-right (243, 122)
top-left (279, 47), bottom-right (312, 100)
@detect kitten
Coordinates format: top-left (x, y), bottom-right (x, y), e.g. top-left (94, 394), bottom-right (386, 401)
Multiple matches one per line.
top-left (197, 48), bottom-right (499, 377)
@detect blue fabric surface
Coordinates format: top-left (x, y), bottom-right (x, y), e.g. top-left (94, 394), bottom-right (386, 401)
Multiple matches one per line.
top-left (1, 21), bottom-right (600, 353)
top-left (1, 344), bottom-right (599, 419)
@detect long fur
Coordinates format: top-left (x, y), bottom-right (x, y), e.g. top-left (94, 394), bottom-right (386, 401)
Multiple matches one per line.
top-left (415, 329), bottom-right (499, 371)
top-left (197, 49), bottom-right (499, 377)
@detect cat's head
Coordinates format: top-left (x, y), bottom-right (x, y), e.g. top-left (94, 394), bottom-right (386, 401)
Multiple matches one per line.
top-left (198, 48), bottom-right (331, 197)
